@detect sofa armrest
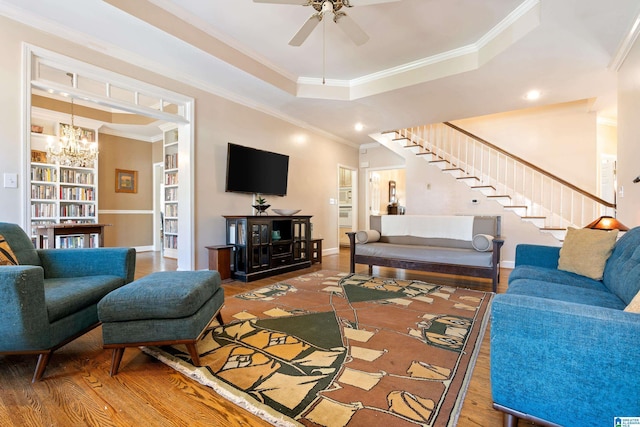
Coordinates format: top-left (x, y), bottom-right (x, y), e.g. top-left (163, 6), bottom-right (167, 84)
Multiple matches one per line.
top-left (491, 294), bottom-right (640, 426)
top-left (37, 247), bottom-right (136, 283)
top-left (0, 266), bottom-right (52, 350)
top-left (514, 244), bottom-right (560, 269)
top-left (347, 232), bottom-right (357, 273)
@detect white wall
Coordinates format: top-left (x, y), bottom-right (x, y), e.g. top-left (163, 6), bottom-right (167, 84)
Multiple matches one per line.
top-left (385, 141), bottom-right (560, 267)
top-left (617, 38), bottom-right (640, 228)
top-left (452, 100), bottom-right (598, 193)
top-left (0, 18), bottom-right (24, 225)
top-left (357, 74), bottom-right (640, 265)
top-left (0, 15), bottom-right (359, 269)
top-left (357, 144), bottom-right (405, 225)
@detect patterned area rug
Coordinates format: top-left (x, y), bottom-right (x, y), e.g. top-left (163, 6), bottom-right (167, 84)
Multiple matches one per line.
top-left (143, 270), bottom-right (492, 427)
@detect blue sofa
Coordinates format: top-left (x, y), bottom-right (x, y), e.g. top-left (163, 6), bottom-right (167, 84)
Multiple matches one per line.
top-left (491, 226), bottom-right (640, 426)
top-left (0, 222), bottom-right (136, 382)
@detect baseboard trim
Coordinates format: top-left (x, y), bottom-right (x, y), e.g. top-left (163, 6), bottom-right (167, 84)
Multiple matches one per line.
top-left (501, 260), bottom-right (515, 269)
top-left (323, 247), bottom-right (339, 256)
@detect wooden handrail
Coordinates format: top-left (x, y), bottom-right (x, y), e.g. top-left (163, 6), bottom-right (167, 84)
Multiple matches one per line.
top-left (442, 122), bottom-right (616, 209)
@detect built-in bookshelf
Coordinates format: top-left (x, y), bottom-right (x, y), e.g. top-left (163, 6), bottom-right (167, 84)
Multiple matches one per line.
top-left (162, 125), bottom-right (179, 259)
top-left (29, 113), bottom-right (99, 248)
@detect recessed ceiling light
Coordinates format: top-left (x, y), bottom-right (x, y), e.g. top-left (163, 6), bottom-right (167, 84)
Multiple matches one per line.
top-left (525, 90), bottom-right (541, 101)
top-left (355, 123), bottom-right (364, 131)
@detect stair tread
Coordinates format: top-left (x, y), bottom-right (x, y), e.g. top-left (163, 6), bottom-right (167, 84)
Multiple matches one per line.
top-left (387, 127), bottom-right (577, 241)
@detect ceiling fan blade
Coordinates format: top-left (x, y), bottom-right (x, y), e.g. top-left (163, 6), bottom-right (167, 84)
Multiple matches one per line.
top-left (335, 13), bottom-right (369, 46)
top-left (253, 0), bottom-right (309, 4)
top-left (289, 14), bottom-right (322, 46)
top-left (347, 0), bottom-right (401, 6)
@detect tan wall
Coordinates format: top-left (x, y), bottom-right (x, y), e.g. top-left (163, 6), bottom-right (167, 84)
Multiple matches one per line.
top-left (0, 15), bottom-right (359, 269)
top-left (98, 133), bottom-right (154, 247)
top-left (99, 134), bottom-right (153, 210)
top-left (100, 213), bottom-right (153, 247)
top-left (192, 99), bottom-right (358, 268)
top-left (152, 139), bottom-right (163, 164)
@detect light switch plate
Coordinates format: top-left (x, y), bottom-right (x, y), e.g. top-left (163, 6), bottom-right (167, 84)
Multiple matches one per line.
top-left (3, 173), bottom-right (18, 188)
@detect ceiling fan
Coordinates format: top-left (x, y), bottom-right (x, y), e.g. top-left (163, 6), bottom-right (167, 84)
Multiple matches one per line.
top-left (254, 0), bottom-right (401, 47)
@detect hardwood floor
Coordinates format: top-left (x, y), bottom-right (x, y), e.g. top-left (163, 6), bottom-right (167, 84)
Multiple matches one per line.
top-left (0, 250), bottom-right (539, 426)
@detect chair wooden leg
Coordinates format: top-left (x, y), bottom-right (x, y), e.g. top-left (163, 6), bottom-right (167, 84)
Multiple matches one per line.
top-left (185, 343), bottom-right (200, 366)
top-left (503, 413), bottom-right (518, 427)
top-left (110, 348), bottom-right (125, 377)
top-left (216, 311), bottom-right (224, 326)
top-left (32, 351), bottom-right (52, 383)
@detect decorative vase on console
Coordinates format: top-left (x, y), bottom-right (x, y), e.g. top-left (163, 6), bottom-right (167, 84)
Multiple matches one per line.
top-left (252, 195), bottom-right (270, 216)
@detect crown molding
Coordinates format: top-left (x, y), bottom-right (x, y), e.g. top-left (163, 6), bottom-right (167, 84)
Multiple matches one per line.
top-left (92, 0), bottom-right (540, 102)
top-left (296, 0), bottom-right (541, 100)
top-left (609, 13), bottom-right (640, 71)
top-left (0, 2), bottom-right (356, 148)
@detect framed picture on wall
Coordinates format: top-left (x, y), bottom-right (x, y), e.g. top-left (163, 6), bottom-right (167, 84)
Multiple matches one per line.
top-left (115, 169), bottom-right (138, 193)
top-left (31, 150), bottom-right (47, 163)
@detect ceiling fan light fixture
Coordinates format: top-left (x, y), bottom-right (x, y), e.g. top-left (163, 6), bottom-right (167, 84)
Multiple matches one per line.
top-left (260, 0), bottom-right (399, 46)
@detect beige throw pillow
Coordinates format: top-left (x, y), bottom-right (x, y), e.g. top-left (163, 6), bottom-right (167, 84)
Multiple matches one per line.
top-left (558, 227), bottom-right (618, 280)
top-left (625, 291), bottom-right (640, 313)
top-left (472, 234), bottom-right (494, 252)
top-left (0, 233), bottom-right (18, 266)
top-left (356, 230), bottom-right (381, 244)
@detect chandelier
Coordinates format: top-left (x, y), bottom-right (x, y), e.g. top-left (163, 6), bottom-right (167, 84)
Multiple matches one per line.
top-left (47, 88), bottom-right (98, 168)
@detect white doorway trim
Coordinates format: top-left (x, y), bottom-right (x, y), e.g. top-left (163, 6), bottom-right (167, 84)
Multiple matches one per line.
top-left (337, 164), bottom-right (358, 248)
top-left (153, 162), bottom-right (164, 252)
top-left (364, 165), bottom-right (405, 229)
top-left (22, 44), bottom-right (196, 269)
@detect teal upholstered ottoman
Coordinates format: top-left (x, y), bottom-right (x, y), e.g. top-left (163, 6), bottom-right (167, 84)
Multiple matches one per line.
top-left (97, 270), bottom-right (224, 375)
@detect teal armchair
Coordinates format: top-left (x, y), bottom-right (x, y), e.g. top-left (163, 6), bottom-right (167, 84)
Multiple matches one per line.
top-left (0, 222), bottom-right (135, 382)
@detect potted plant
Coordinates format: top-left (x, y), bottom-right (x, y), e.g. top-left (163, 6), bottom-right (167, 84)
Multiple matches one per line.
top-left (252, 195), bottom-right (270, 216)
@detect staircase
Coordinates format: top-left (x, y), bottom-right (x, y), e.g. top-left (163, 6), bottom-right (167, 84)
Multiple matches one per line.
top-left (376, 122), bottom-right (616, 240)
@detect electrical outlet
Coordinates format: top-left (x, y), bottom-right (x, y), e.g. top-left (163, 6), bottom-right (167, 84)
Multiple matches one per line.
top-left (3, 173), bottom-right (17, 188)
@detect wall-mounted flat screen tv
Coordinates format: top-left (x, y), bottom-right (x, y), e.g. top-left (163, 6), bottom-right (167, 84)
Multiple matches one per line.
top-left (225, 143), bottom-right (289, 196)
